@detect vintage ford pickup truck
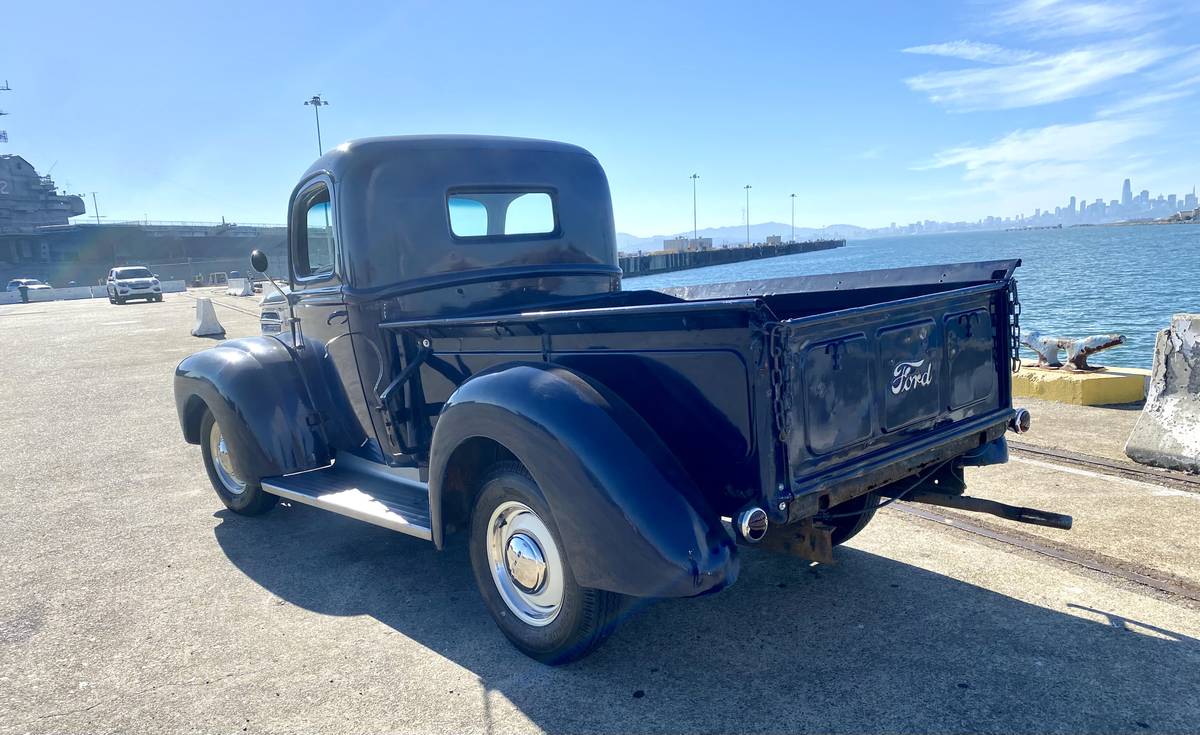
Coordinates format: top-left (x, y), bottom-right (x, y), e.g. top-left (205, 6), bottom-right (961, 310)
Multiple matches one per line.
top-left (174, 136), bottom-right (1068, 664)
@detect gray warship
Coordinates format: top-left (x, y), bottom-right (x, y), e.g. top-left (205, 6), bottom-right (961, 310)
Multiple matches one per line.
top-left (0, 154), bottom-right (285, 287)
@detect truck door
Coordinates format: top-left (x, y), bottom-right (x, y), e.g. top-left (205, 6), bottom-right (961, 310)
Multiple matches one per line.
top-left (289, 178), bottom-right (371, 453)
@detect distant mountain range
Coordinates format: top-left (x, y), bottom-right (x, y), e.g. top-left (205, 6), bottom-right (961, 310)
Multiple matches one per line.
top-left (616, 221), bottom-right (871, 252)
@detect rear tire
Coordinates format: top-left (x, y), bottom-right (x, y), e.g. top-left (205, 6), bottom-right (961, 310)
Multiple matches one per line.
top-left (199, 409), bottom-right (277, 516)
top-left (826, 492), bottom-right (879, 546)
top-left (468, 462), bottom-right (623, 665)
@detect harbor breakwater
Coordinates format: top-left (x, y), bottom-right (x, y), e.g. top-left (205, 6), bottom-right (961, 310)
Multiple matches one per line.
top-left (619, 239), bottom-right (844, 277)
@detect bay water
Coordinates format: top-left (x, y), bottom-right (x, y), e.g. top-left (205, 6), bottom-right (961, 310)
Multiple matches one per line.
top-left (625, 225), bottom-right (1200, 368)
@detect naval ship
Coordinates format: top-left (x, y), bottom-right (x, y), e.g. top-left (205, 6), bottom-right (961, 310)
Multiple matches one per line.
top-left (0, 154), bottom-right (286, 287)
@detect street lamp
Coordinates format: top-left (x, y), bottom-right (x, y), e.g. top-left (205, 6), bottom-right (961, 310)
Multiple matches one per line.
top-left (744, 185), bottom-right (752, 247)
top-left (690, 173), bottom-right (700, 246)
top-left (304, 94), bottom-right (330, 156)
top-left (790, 193), bottom-right (797, 243)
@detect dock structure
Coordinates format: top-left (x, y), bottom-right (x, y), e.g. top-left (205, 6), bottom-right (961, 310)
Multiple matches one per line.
top-left (620, 238), bottom-right (844, 278)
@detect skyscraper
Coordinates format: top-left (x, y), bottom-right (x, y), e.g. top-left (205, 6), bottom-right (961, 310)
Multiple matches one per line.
top-left (1121, 178), bottom-right (1133, 208)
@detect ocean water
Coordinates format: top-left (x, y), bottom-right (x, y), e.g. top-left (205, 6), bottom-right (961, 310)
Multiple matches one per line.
top-left (624, 225), bottom-right (1200, 368)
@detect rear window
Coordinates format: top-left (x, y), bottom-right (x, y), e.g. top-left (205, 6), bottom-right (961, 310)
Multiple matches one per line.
top-left (448, 191), bottom-right (556, 238)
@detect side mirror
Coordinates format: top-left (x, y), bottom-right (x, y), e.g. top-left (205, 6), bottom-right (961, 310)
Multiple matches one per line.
top-left (250, 249), bottom-right (269, 274)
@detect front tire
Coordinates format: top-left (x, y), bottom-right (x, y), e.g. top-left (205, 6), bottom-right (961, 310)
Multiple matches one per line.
top-left (469, 462), bottom-right (623, 665)
top-left (199, 409), bottom-right (277, 515)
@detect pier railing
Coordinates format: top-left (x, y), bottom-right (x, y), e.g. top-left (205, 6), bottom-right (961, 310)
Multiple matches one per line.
top-left (619, 239), bottom-right (844, 277)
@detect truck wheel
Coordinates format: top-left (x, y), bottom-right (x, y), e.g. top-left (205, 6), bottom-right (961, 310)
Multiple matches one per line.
top-left (826, 492), bottom-right (879, 546)
top-left (468, 462), bottom-right (623, 665)
top-left (199, 410), bottom-right (277, 516)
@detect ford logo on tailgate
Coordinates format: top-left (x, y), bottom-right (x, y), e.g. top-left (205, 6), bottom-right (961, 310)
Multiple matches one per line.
top-left (890, 358), bottom-right (933, 395)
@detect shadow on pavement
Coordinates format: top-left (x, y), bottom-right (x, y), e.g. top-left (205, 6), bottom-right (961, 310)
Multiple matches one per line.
top-left (214, 504), bottom-right (1200, 734)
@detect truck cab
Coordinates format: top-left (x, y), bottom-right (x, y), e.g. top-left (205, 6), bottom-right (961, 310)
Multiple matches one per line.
top-left (175, 136), bottom-right (1066, 664)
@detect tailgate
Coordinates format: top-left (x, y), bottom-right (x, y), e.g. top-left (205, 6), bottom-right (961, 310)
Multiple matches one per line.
top-left (776, 281), bottom-right (1015, 491)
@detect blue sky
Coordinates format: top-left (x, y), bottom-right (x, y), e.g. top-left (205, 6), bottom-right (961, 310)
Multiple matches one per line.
top-left (3, 0), bottom-right (1197, 234)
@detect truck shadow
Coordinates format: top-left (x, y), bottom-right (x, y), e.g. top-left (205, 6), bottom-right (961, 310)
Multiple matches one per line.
top-left (213, 504), bottom-right (1200, 734)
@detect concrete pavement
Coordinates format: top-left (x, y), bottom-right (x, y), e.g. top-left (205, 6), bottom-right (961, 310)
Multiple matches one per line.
top-left (2, 294), bottom-right (1198, 734)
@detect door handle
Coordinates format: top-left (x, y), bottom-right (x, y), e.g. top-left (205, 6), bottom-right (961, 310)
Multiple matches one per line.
top-left (327, 310), bottom-right (348, 326)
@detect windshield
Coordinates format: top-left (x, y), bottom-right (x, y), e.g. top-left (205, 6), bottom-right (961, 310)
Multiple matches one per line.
top-left (114, 268), bottom-right (153, 279)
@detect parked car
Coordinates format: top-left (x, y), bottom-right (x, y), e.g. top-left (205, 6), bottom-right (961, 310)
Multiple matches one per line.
top-left (5, 278), bottom-right (52, 292)
top-left (174, 136), bottom-right (1068, 664)
top-left (106, 266), bottom-right (162, 304)
top-left (258, 282), bottom-right (288, 335)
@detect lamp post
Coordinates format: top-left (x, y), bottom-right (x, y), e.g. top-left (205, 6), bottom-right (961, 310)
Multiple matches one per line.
top-left (690, 173), bottom-right (700, 246)
top-left (90, 192), bottom-right (101, 225)
top-left (744, 185), bottom-right (752, 247)
top-left (790, 193), bottom-right (796, 243)
top-left (304, 94), bottom-right (330, 156)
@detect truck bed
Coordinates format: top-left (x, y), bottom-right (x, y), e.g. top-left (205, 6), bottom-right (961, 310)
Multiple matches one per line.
top-left (376, 260), bottom-right (1020, 521)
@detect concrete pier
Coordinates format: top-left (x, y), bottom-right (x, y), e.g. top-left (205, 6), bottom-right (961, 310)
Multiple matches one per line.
top-left (620, 238), bottom-right (844, 277)
top-left (3, 293), bottom-right (1200, 734)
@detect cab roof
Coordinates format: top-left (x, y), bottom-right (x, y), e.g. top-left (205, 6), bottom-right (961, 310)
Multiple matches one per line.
top-left (292, 135), bottom-right (619, 297)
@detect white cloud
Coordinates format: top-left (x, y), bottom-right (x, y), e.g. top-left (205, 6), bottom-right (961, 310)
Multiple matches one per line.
top-left (990, 0), bottom-right (1165, 39)
top-left (904, 38), bottom-right (1175, 110)
top-left (903, 40), bottom-right (1040, 65)
top-left (1097, 88), bottom-right (1196, 117)
top-left (923, 118), bottom-right (1157, 188)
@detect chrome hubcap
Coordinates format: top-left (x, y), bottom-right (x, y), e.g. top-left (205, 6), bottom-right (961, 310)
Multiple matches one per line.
top-left (208, 420), bottom-right (246, 495)
top-left (505, 533), bottom-right (547, 593)
top-left (487, 501), bottom-right (563, 626)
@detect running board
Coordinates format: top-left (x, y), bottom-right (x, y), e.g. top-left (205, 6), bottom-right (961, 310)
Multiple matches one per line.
top-left (261, 455), bottom-right (432, 541)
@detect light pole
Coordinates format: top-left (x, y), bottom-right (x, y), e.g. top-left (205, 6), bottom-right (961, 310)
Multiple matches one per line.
top-left (744, 185), bottom-right (752, 247)
top-left (790, 193), bottom-right (796, 243)
top-left (690, 173), bottom-right (700, 246)
top-left (90, 192), bottom-right (101, 225)
top-left (304, 94), bottom-right (330, 156)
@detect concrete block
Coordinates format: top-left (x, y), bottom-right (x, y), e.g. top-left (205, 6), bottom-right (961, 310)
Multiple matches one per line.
top-left (226, 278), bottom-right (253, 297)
top-left (1013, 363), bottom-right (1148, 406)
top-left (161, 280), bottom-right (187, 294)
top-left (27, 288), bottom-right (59, 303)
top-left (191, 298), bottom-right (226, 338)
top-left (1125, 314), bottom-right (1200, 473)
top-left (51, 286), bottom-right (97, 301)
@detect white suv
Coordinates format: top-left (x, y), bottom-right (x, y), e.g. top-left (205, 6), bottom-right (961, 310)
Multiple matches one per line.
top-left (107, 266), bottom-right (163, 304)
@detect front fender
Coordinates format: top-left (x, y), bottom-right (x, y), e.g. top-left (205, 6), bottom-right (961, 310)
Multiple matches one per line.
top-left (174, 337), bottom-right (332, 479)
top-left (429, 362), bottom-right (737, 598)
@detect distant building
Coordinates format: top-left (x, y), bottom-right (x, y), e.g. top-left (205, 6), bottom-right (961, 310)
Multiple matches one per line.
top-left (661, 236), bottom-right (712, 252)
top-left (1122, 178), bottom-right (1133, 207)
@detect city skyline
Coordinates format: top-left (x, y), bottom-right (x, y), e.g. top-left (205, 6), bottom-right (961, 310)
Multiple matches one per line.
top-left (614, 175), bottom-right (1198, 249)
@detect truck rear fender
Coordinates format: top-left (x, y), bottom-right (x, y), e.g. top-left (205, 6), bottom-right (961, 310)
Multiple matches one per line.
top-left (174, 337), bottom-right (333, 479)
top-left (429, 362), bottom-right (738, 598)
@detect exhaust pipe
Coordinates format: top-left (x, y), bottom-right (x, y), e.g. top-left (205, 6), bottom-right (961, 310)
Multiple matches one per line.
top-left (1008, 407), bottom-right (1031, 434)
top-left (735, 507), bottom-right (769, 543)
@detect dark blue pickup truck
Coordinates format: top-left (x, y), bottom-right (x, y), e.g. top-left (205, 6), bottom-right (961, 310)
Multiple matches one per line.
top-left (174, 136), bottom-right (1067, 664)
